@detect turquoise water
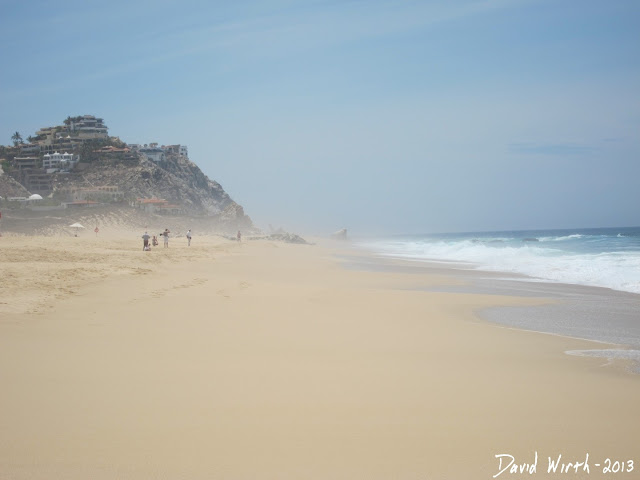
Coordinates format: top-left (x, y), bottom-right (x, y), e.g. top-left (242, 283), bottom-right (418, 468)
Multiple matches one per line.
top-left (358, 227), bottom-right (640, 294)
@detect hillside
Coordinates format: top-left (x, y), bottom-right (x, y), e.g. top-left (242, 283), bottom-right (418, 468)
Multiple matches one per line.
top-left (1, 163), bottom-right (253, 236)
top-left (0, 204), bottom-right (251, 237)
top-left (0, 170), bottom-right (30, 198)
top-left (53, 151), bottom-right (241, 217)
top-left (2, 150), bottom-right (253, 235)
top-left (1, 114), bottom-right (255, 235)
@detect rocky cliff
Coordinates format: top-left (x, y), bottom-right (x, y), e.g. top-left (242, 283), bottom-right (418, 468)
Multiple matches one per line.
top-left (51, 151), bottom-right (252, 228)
top-left (0, 167), bottom-right (30, 198)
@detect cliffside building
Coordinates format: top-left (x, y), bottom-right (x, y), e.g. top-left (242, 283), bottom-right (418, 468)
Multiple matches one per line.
top-left (35, 126), bottom-right (60, 145)
top-left (134, 197), bottom-right (184, 214)
top-left (14, 157), bottom-right (39, 170)
top-left (68, 115), bottom-right (108, 140)
top-left (22, 169), bottom-right (53, 194)
top-left (163, 144), bottom-right (189, 158)
top-left (19, 144), bottom-right (40, 155)
top-left (131, 143), bottom-right (189, 161)
top-left (35, 115), bottom-right (108, 149)
top-left (42, 152), bottom-right (77, 172)
top-left (138, 144), bottom-right (165, 163)
top-left (57, 185), bottom-right (123, 202)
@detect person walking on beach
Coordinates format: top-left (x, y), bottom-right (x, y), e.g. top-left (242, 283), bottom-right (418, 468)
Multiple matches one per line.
top-left (186, 229), bottom-right (192, 246)
top-left (161, 228), bottom-right (170, 248)
top-left (237, 230), bottom-right (242, 242)
top-left (142, 231), bottom-right (150, 251)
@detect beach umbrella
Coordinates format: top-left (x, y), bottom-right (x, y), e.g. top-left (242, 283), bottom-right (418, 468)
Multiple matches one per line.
top-left (69, 222), bottom-right (85, 236)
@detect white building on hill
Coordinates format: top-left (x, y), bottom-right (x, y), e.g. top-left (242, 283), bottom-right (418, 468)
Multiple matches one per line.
top-left (129, 143), bottom-right (189, 161)
top-left (43, 152), bottom-right (77, 172)
top-left (162, 144), bottom-right (189, 158)
top-left (139, 143), bottom-right (165, 163)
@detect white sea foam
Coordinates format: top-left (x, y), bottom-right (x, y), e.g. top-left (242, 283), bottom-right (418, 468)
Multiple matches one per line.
top-left (359, 236), bottom-right (640, 294)
top-left (538, 234), bottom-right (583, 242)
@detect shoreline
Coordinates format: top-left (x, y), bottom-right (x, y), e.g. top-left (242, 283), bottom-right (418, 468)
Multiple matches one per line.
top-left (341, 246), bottom-right (640, 371)
top-left (1, 234), bottom-right (639, 478)
top-left (352, 227), bottom-right (640, 296)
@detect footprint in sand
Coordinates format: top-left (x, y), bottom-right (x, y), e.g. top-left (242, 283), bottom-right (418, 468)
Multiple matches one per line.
top-left (139, 278), bottom-right (210, 300)
top-left (175, 278), bottom-right (209, 289)
top-left (216, 281), bottom-right (250, 299)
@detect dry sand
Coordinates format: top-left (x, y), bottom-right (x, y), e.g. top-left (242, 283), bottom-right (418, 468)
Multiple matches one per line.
top-left (1, 232), bottom-right (638, 479)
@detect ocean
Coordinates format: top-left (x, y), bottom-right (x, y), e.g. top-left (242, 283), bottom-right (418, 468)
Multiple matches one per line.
top-left (353, 226), bottom-right (640, 364)
top-left (358, 226), bottom-right (640, 295)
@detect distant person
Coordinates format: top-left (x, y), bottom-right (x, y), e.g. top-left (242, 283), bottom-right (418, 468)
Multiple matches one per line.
top-left (161, 228), bottom-right (170, 248)
top-left (237, 230), bottom-right (242, 242)
top-left (152, 235), bottom-right (158, 247)
top-left (142, 231), bottom-right (150, 251)
top-left (186, 229), bottom-right (192, 246)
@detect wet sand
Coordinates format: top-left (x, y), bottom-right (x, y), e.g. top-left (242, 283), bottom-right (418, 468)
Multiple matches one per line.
top-left (342, 252), bottom-right (640, 370)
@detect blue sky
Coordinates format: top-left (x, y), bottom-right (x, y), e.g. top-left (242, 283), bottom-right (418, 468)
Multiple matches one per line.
top-left (1, 0), bottom-right (639, 234)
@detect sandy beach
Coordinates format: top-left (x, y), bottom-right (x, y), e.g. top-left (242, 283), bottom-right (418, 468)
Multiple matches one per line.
top-left (1, 232), bottom-right (639, 479)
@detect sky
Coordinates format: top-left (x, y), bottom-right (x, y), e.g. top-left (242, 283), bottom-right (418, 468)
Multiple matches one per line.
top-left (1, 0), bottom-right (639, 235)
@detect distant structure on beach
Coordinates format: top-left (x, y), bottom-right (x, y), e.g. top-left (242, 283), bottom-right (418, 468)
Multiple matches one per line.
top-left (331, 228), bottom-right (348, 240)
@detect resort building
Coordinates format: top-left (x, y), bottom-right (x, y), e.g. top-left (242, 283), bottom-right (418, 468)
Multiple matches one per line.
top-left (134, 197), bottom-right (183, 214)
top-left (130, 143), bottom-right (189, 160)
top-left (35, 126), bottom-right (60, 145)
top-left (68, 115), bottom-right (108, 139)
top-left (157, 203), bottom-right (184, 215)
top-left (35, 116), bottom-right (107, 147)
top-left (93, 145), bottom-right (131, 155)
top-left (22, 170), bottom-right (53, 194)
top-left (139, 144), bottom-right (165, 163)
top-left (13, 157), bottom-right (39, 169)
top-left (56, 185), bottom-right (124, 202)
top-left (54, 134), bottom-right (78, 151)
top-left (20, 144), bottom-right (40, 155)
top-left (42, 152), bottom-right (77, 172)
top-left (162, 144), bottom-right (189, 158)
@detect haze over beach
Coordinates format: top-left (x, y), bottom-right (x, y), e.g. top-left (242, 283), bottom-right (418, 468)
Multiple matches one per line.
top-left (1, 0), bottom-right (639, 234)
top-left (2, 1), bottom-right (640, 479)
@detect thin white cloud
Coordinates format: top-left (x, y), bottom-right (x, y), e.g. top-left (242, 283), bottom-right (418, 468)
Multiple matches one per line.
top-left (151, 0), bottom-right (536, 58)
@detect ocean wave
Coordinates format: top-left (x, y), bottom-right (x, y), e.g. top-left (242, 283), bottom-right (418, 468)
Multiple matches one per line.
top-left (472, 236), bottom-right (514, 242)
top-left (538, 234), bottom-right (584, 242)
top-left (358, 238), bottom-right (640, 294)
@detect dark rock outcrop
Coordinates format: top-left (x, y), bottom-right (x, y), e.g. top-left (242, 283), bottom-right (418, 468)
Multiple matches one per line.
top-left (265, 233), bottom-right (309, 244)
